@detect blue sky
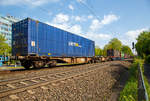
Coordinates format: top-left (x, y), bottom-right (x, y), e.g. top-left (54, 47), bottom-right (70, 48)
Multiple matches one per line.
top-left (0, 0), bottom-right (150, 48)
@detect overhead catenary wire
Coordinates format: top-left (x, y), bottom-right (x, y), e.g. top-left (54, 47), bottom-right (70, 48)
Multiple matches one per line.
top-left (64, 0), bottom-right (102, 30)
top-left (22, 0), bottom-right (98, 35)
top-left (21, 0), bottom-right (99, 36)
top-left (65, 0), bottom-right (101, 34)
top-left (16, 3), bottom-right (52, 20)
top-left (77, 0), bottom-right (101, 22)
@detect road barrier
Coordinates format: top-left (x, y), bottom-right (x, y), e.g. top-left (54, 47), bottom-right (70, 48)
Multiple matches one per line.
top-left (138, 64), bottom-right (149, 101)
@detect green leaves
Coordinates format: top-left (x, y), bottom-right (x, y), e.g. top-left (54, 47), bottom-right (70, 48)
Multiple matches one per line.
top-left (122, 45), bottom-right (133, 56)
top-left (135, 31), bottom-right (150, 58)
top-left (95, 46), bottom-right (103, 56)
top-left (0, 34), bottom-right (11, 56)
top-left (96, 38), bottom-right (133, 56)
top-left (103, 38), bottom-right (133, 55)
top-left (103, 38), bottom-right (122, 51)
top-left (107, 38), bottom-right (122, 51)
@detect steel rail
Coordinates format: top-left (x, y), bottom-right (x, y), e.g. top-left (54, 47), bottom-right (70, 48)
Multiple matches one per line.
top-left (0, 63), bottom-right (103, 84)
top-left (0, 63), bottom-right (109, 98)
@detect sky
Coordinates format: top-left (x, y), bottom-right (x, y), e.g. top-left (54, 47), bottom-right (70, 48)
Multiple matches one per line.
top-left (0, 0), bottom-right (150, 49)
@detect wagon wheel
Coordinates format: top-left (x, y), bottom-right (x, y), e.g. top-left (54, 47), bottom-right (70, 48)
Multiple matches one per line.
top-left (21, 60), bottom-right (31, 69)
top-left (48, 60), bottom-right (57, 67)
top-left (88, 60), bottom-right (92, 64)
top-left (33, 61), bottom-right (45, 68)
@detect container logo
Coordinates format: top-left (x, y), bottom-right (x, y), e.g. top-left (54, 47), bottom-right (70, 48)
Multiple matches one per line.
top-left (31, 41), bottom-right (35, 47)
top-left (48, 53), bottom-right (51, 55)
top-left (68, 42), bottom-right (81, 47)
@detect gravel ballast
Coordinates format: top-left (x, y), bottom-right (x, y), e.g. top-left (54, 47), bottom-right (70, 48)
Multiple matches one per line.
top-left (0, 61), bottom-right (131, 101)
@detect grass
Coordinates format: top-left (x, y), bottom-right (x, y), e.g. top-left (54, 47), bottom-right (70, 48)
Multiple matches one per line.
top-left (143, 76), bottom-right (150, 100)
top-left (119, 59), bottom-right (138, 101)
top-left (140, 59), bottom-right (150, 100)
top-left (137, 59), bottom-right (150, 100)
top-left (119, 58), bottom-right (150, 101)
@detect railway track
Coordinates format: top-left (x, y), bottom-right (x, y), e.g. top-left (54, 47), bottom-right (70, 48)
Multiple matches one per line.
top-left (0, 63), bottom-right (91, 81)
top-left (0, 62), bottom-right (110, 99)
top-left (0, 63), bottom-right (106, 82)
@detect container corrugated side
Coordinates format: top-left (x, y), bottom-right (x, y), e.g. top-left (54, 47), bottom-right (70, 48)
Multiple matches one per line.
top-left (12, 18), bottom-right (29, 56)
top-left (13, 18), bottom-right (95, 57)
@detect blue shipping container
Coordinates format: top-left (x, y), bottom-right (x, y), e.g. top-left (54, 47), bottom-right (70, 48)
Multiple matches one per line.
top-left (12, 18), bottom-right (95, 57)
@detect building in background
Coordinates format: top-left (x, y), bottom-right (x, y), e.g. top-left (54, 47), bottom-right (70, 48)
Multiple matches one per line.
top-left (0, 14), bottom-right (20, 46)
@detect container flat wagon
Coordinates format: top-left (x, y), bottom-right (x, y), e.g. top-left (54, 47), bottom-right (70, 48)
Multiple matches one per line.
top-left (107, 49), bottom-right (130, 60)
top-left (12, 18), bottom-right (96, 69)
top-left (107, 49), bottom-right (121, 60)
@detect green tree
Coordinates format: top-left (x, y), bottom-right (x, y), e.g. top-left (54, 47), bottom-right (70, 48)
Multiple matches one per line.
top-left (103, 38), bottom-right (122, 51)
top-left (95, 46), bottom-right (103, 56)
top-left (103, 44), bottom-right (109, 56)
top-left (121, 45), bottom-right (133, 56)
top-left (103, 38), bottom-right (133, 56)
top-left (0, 34), bottom-right (11, 56)
top-left (108, 38), bottom-right (122, 51)
top-left (103, 38), bottom-right (122, 57)
top-left (135, 31), bottom-right (150, 58)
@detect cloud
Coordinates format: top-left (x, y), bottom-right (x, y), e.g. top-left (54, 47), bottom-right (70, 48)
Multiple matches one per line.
top-left (68, 4), bottom-right (74, 10)
top-left (0, 0), bottom-right (59, 6)
top-left (77, 0), bottom-right (86, 3)
top-left (52, 13), bottom-right (69, 24)
top-left (85, 32), bottom-right (112, 48)
top-left (125, 28), bottom-right (148, 40)
top-left (75, 16), bottom-right (81, 21)
top-left (87, 14), bottom-right (119, 47)
top-left (89, 14), bottom-right (119, 31)
top-left (70, 25), bottom-right (82, 34)
top-left (46, 13), bottom-right (84, 36)
top-left (88, 15), bottom-right (93, 19)
top-left (46, 13), bottom-right (70, 31)
top-left (101, 14), bottom-right (119, 25)
top-left (73, 16), bottom-right (86, 22)
top-left (90, 19), bottom-right (101, 31)
top-left (120, 27), bottom-right (149, 48)
top-left (86, 32), bottom-right (112, 40)
top-left (0, 0), bottom-right (21, 5)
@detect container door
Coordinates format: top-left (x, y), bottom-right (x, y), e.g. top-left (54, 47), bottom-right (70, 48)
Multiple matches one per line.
top-left (28, 19), bottom-right (37, 55)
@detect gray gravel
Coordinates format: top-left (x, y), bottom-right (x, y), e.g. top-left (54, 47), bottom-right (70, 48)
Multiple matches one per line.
top-left (0, 61), bottom-right (131, 101)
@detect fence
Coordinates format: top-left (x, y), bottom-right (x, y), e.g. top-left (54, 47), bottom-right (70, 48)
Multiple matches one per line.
top-left (138, 64), bottom-right (149, 101)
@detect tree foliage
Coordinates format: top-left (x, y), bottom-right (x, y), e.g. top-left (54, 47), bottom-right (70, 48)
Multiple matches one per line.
top-left (122, 45), bottom-right (133, 56)
top-left (105, 38), bottom-right (122, 51)
top-left (135, 31), bottom-right (150, 58)
top-left (103, 38), bottom-right (133, 56)
top-left (95, 46), bottom-right (103, 56)
top-left (0, 34), bottom-right (11, 56)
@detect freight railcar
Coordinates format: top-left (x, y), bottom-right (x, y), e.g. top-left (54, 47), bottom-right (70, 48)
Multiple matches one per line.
top-left (107, 49), bottom-right (130, 60)
top-left (12, 18), bottom-right (96, 69)
top-left (107, 49), bottom-right (121, 60)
